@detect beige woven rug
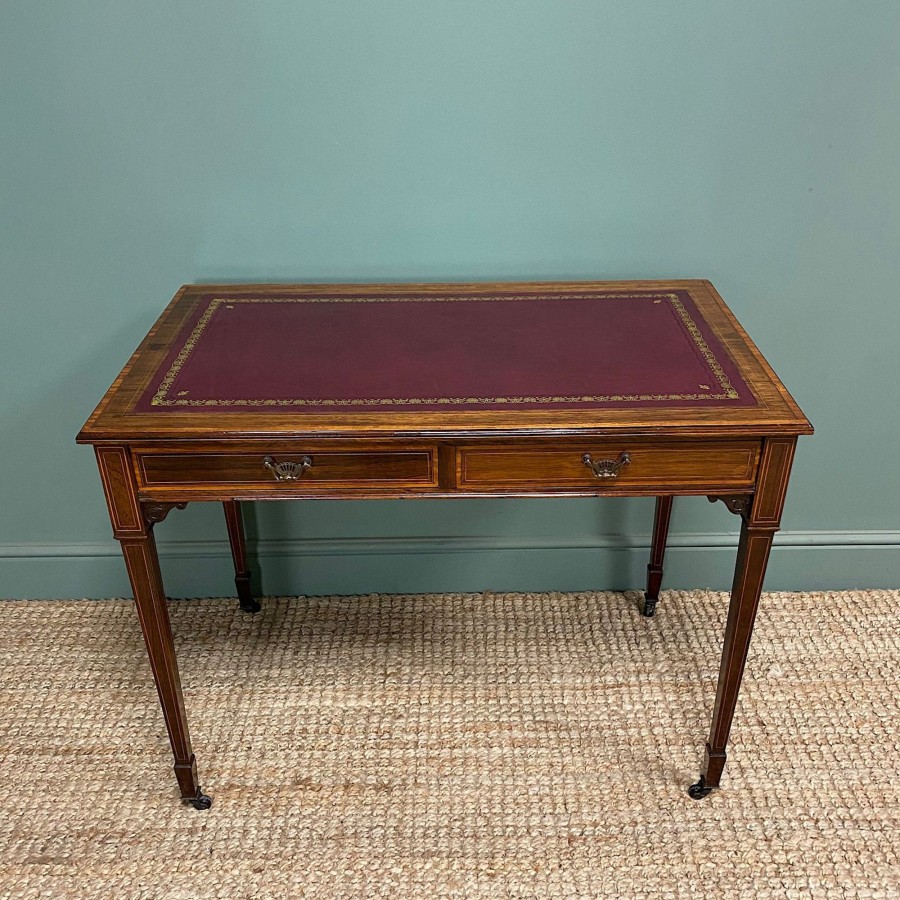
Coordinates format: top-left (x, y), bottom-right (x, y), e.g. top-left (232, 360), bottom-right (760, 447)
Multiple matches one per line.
top-left (1, 590), bottom-right (898, 899)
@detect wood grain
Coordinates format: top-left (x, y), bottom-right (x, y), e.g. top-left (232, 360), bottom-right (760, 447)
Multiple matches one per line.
top-left (137, 447), bottom-right (437, 490)
top-left (456, 439), bottom-right (760, 493)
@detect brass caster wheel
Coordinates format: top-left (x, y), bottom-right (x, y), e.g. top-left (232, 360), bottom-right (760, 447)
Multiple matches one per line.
top-left (186, 791), bottom-right (213, 810)
top-left (687, 778), bottom-right (714, 800)
top-left (236, 576), bottom-right (260, 613)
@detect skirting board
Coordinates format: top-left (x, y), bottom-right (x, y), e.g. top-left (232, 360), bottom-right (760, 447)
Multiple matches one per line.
top-left (1, 532), bottom-right (898, 599)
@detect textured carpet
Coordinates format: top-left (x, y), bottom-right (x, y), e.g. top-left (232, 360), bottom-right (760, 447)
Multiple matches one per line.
top-left (0, 590), bottom-right (898, 899)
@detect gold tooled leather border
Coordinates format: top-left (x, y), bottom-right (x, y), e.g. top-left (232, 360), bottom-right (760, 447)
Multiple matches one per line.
top-left (150, 293), bottom-right (740, 407)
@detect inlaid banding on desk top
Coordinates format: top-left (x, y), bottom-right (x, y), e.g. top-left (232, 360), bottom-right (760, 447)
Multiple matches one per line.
top-left (135, 290), bottom-right (758, 413)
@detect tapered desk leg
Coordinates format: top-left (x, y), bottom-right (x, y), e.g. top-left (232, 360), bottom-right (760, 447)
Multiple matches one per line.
top-left (120, 532), bottom-right (211, 809)
top-left (224, 500), bottom-right (259, 613)
top-left (689, 437), bottom-right (797, 799)
top-left (94, 446), bottom-right (210, 809)
top-left (643, 496), bottom-right (673, 617)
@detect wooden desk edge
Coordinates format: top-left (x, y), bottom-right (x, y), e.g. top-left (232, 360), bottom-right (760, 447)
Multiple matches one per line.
top-left (77, 279), bottom-right (814, 444)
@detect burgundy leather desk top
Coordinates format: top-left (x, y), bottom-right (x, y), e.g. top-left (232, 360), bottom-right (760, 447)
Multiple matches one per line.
top-left (136, 288), bottom-right (754, 414)
top-left (79, 281), bottom-right (812, 440)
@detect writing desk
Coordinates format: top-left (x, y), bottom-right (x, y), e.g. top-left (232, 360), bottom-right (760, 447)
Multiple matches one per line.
top-left (78, 280), bottom-right (812, 808)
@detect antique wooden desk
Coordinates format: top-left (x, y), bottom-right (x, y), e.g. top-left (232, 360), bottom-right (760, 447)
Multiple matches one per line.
top-left (77, 280), bottom-right (811, 809)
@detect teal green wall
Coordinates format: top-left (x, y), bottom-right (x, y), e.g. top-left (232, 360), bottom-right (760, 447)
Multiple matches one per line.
top-left (2, 2), bottom-right (899, 598)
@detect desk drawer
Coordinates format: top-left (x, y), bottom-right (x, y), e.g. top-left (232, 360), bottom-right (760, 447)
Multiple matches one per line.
top-left (135, 445), bottom-right (437, 491)
top-left (456, 441), bottom-right (760, 493)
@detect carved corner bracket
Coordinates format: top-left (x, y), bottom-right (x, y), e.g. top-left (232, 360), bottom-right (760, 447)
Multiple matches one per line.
top-left (143, 501), bottom-right (187, 525)
top-left (707, 494), bottom-right (753, 520)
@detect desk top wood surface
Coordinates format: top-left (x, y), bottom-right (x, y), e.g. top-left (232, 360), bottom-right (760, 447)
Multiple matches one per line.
top-left (78, 280), bottom-right (811, 442)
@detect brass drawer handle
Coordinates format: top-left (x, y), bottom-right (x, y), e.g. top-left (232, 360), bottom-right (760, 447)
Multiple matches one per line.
top-left (582, 451), bottom-right (630, 478)
top-left (262, 455), bottom-right (312, 481)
